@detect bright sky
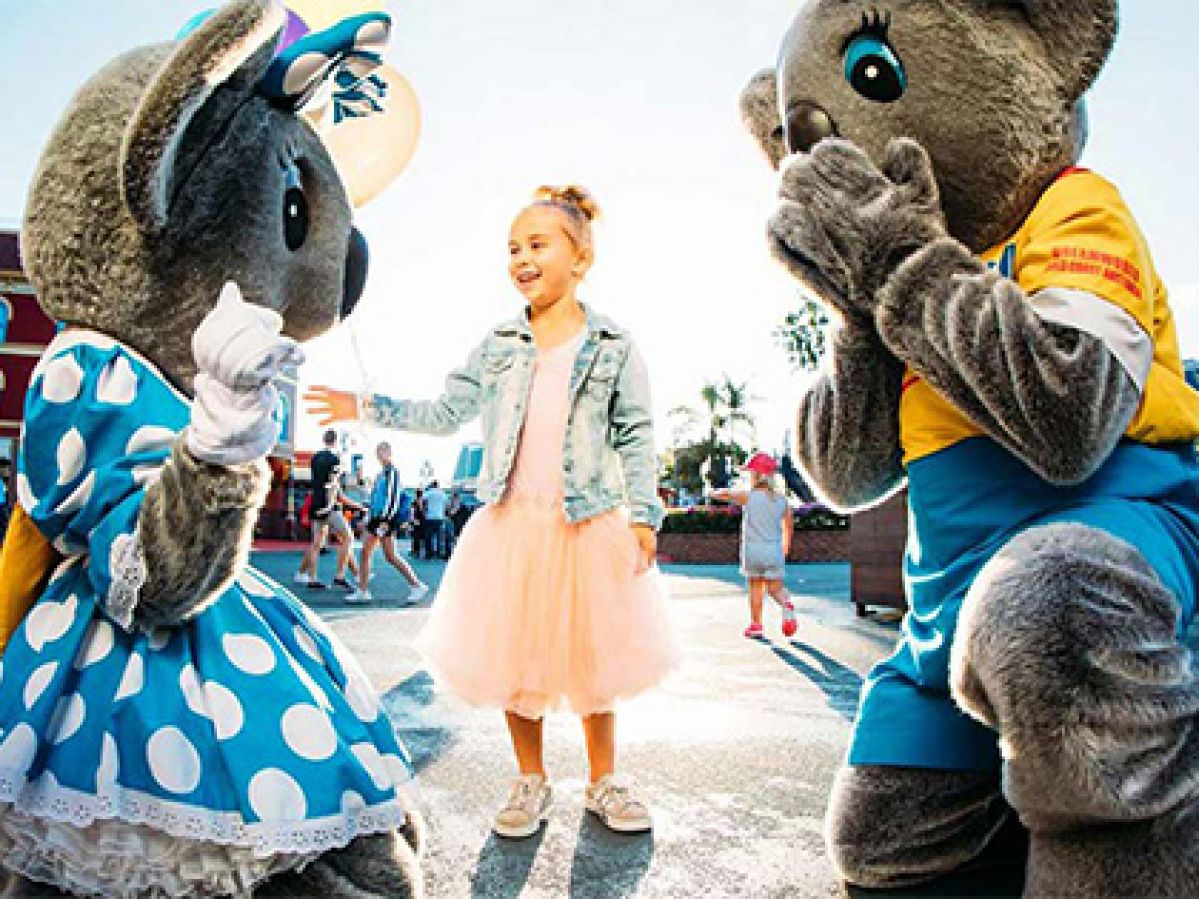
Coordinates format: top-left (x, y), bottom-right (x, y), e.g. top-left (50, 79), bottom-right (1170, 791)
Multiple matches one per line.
top-left (2, 1), bottom-right (1197, 484)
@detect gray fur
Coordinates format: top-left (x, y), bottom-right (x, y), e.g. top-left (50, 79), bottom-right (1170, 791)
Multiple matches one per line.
top-left (950, 522), bottom-right (1199, 895)
top-left (826, 764), bottom-right (1012, 889)
top-left (133, 439), bottom-right (269, 628)
top-left (876, 237), bottom-right (1142, 485)
top-left (256, 828), bottom-right (425, 899)
top-left (739, 68), bottom-right (785, 170)
top-left (794, 324), bottom-right (905, 511)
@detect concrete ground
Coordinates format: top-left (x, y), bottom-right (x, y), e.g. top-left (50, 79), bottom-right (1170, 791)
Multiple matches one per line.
top-left (254, 546), bottom-right (891, 898)
top-left (252, 546), bottom-right (1199, 899)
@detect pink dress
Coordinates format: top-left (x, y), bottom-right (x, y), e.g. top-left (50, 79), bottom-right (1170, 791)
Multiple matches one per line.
top-left (415, 333), bottom-right (679, 719)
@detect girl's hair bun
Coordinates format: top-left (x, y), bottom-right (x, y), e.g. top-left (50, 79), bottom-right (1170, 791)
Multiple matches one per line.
top-left (533, 184), bottom-right (601, 222)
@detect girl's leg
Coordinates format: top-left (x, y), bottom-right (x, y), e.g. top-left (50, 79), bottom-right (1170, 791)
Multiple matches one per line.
top-left (505, 711), bottom-right (547, 777)
top-left (358, 533), bottom-right (379, 589)
top-left (581, 712), bottom-right (616, 783)
top-left (381, 536), bottom-right (422, 587)
top-left (766, 579), bottom-right (792, 608)
top-left (748, 578), bottom-right (766, 626)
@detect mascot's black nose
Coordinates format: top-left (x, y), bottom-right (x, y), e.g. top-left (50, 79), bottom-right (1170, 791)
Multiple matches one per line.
top-left (341, 227), bottom-right (369, 319)
top-left (785, 101), bottom-right (838, 153)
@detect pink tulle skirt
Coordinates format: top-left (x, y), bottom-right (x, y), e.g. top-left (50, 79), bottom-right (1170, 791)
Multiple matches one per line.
top-left (415, 499), bottom-right (679, 719)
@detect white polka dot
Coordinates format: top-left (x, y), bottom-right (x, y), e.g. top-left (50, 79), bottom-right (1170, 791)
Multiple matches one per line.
top-left (126, 426), bottom-right (176, 457)
top-left (24, 661), bottom-right (58, 710)
top-left (204, 681), bottom-right (244, 740)
top-left (341, 790), bottom-right (366, 814)
top-left (96, 355), bottom-right (138, 405)
top-left (132, 464), bottom-right (163, 488)
top-left (289, 658), bottom-right (332, 712)
top-left (344, 675), bottom-right (379, 723)
top-left (115, 653), bottom-right (144, 701)
top-left (281, 704), bottom-right (337, 761)
top-left (25, 595), bottom-right (78, 652)
top-left (293, 626), bottom-right (322, 662)
top-left (15, 472), bottom-right (36, 512)
top-left (56, 470), bottom-right (95, 516)
top-left (223, 633), bottom-right (276, 675)
top-left (0, 725), bottom-right (37, 772)
top-left (96, 732), bottom-right (119, 792)
top-left (283, 51), bottom-right (332, 95)
top-left (15, 473), bottom-right (35, 512)
top-left (384, 754), bottom-right (410, 786)
top-left (351, 742), bottom-right (390, 791)
top-left (179, 665), bottom-right (208, 718)
top-left (239, 574), bottom-right (276, 599)
top-left (249, 768), bottom-right (307, 821)
top-left (40, 355), bottom-right (83, 404)
top-left (53, 534), bottom-right (84, 557)
top-left (0, 660), bottom-right (4, 687)
top-left (75, 619), bottom-right (114, 669)
top-left (49, 557), bottom-right (79, 585)
top-left (148, 629), bottom-right (172, 651)
top-left (56, 428), bottom-right (86, 486)
top-left (147, 726), bottom-right (202, 794)
top-left (50, 694), bottom-right (86, 745)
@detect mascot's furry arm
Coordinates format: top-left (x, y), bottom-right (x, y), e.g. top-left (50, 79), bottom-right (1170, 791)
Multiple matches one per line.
top-left (770, 138), bottom-right (1140, 487)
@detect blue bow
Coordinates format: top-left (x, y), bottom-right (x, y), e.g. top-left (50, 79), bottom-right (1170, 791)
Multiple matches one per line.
top-left (257, 12), bottom-right (392, 118)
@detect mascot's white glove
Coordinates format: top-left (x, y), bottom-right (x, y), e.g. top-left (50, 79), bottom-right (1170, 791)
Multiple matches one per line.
top-left (187, 282), bottom-right (304, 467)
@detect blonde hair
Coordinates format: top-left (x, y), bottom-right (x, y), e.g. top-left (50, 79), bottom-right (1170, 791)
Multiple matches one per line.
top-left (751, 470), bottom-right (780, 495)
top-left (530, 184), bottom-right (601, 249)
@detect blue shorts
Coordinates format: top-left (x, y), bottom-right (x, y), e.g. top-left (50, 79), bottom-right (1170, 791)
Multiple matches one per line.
top-left (849, 438), bottom-right (1199, 772)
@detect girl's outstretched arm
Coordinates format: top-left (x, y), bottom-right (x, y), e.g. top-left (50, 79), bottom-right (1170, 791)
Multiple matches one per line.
top-left (709, 489), bottom-right (750, 506)
top-left (305, 340), bottom-right (487, 435)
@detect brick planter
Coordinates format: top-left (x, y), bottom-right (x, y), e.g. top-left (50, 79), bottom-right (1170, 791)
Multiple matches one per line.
top-left (657, 529), bottom-right (848, 565)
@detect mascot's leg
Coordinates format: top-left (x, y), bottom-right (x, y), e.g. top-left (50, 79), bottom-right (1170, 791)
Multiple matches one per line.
top-left (254, 812), bottom-right (425, 899)
top-left (952, 522), bottom-right (1199, 898)
top-left (826, 764), bottom-right (1019, 891)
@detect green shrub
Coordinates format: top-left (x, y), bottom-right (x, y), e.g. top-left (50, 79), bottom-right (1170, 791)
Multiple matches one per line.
top-left (661, 503), bottom-right (848, 534)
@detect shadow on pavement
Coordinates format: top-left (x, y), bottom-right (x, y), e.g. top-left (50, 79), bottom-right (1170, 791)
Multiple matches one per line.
top-left (771, 640), bottom-right (864, 721)
top-left (382, 670), bottom-right (454, 775)
top-left (470, 828), bottom-right (546, 899)
top-left (568, 814), bottom-right (654, 898)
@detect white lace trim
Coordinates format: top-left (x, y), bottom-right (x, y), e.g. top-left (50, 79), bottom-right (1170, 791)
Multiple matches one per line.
top-left (105, 531), bottom-right (146, 632)
top-left (0, 766), bottom-right (417, 857)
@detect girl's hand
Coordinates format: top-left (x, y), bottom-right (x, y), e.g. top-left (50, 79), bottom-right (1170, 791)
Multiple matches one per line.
top-left (303, 386), bottom-right (360, 425)
top-left (631, 524), bottom-right (657, 575)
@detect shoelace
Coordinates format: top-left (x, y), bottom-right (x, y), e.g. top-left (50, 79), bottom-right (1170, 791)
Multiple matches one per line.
top-left (593, 782), bottom-right (642, 815)
top-left (506, 779), bottom-right (539, 813)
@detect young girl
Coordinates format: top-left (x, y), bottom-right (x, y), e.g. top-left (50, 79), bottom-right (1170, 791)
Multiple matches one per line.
top-left (306, 185), bottom-right (677, 838)
top-left (711, 453), bottom-right (798, 639)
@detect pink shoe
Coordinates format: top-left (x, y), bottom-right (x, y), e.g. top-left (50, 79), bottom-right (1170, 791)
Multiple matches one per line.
top-left (782, 603), bottom-right (798, 638)
top-left (744, 623), bottom-right (765, 639)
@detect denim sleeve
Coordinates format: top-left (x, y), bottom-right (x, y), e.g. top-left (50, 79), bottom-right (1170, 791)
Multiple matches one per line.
top-left (610, 341), bottom-right (665, 530)
top-left (361, 338), bottom-right (486, 436)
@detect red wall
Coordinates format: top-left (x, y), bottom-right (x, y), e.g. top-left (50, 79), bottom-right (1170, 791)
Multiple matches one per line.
top-left (0, 229), bottom-right (55, 448)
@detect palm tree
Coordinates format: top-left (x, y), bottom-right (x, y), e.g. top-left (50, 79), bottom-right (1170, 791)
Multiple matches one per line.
top-left (669, 376), bottom-right (758, 490)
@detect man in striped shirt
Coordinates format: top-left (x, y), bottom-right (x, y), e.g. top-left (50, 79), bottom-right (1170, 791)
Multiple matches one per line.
top-left (347, 442), bottom-right (429, 605)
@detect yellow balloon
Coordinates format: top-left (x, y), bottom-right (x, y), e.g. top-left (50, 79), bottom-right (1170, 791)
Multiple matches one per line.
top-left (289, 1), bottom-right (389, 34)
top-left (323, 65), bottom-right (421, 208)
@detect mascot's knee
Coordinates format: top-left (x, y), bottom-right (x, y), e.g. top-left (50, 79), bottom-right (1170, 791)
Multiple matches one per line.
top-left (951, 522), bottom-right (1179, 728)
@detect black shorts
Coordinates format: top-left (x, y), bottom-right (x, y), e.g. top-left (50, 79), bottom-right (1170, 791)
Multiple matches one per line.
top-left (367, 516), bottom-right (403, 538)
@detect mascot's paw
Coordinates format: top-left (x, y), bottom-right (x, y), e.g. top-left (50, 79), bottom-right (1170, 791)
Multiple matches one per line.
top-left (254, 823), bottom-right (424, 899)
top-left (1027, 805), bottom-right (1199, 899)
top-left (770, 137), bottom-right (944, 324)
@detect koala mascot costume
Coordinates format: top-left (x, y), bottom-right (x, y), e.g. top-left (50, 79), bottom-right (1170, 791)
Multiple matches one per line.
top-left (743, 2), bottom-right (1199, 896)
top-left (0, 2), bottom-right (425, 896)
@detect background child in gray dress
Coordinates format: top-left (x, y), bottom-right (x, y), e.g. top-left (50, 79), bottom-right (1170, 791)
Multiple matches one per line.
top-left (711, 453), bottom-right (797, 639)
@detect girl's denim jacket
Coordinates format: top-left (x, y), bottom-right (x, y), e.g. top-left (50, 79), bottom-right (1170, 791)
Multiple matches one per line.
top-left (360, 305), bottom-right (665, 530)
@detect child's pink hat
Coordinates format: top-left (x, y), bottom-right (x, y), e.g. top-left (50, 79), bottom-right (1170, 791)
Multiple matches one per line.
top-left (743, 452), bottom-right (778, 476)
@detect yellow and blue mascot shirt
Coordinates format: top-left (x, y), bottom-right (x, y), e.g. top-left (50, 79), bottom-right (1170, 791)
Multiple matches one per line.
top-left (850, 170), bottom-right (1199, 771)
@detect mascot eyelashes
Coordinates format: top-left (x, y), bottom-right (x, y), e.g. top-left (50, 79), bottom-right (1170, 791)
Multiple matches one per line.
top-left (744, 2), bottom-right (1199, 896)
top-left (0, 1), bottom-right (424, 896)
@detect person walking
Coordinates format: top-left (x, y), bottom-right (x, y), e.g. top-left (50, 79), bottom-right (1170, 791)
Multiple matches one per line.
top-left (295, 429), bottom-right (356, 590)
top-left (347, 442), bottom-right (429, 605)
top-left (307, 184), bottom-right (678, 839)
top-left (423, 480), bottom-right (448, 560)
top-left (711, 453), bottom-right (798, 639)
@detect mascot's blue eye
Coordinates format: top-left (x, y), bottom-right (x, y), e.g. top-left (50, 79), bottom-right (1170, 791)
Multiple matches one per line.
top-left (844, 34), bottom-right (906, 103)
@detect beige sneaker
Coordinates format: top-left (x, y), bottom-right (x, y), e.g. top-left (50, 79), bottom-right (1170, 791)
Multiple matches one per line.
top-left (493, 774), bottom-right (552, 839)
top-left (584, 775), bottom-right (652, 833)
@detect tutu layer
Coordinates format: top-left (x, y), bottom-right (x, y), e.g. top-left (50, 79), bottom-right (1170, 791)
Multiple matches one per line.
top-left (415, 501), bottom-right (679, 719)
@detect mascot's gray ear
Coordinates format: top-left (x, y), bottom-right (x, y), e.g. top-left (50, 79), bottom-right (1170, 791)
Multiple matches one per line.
top-left (120, 0), bottom-right (285, 234)
top-left (1009, 0), bottom-right (1118, 99)
top-left (740, 68), bottom-right (786, 170)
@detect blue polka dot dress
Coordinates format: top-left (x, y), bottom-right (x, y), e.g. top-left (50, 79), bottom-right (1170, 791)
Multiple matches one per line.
top-left (0, 331), bottom-right (416, 896)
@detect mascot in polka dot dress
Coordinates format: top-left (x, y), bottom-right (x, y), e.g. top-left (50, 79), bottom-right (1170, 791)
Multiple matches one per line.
top-left (0, 1), bottom-right (424, 895)
top-left (743, 0), bottom-right (1199, 895)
